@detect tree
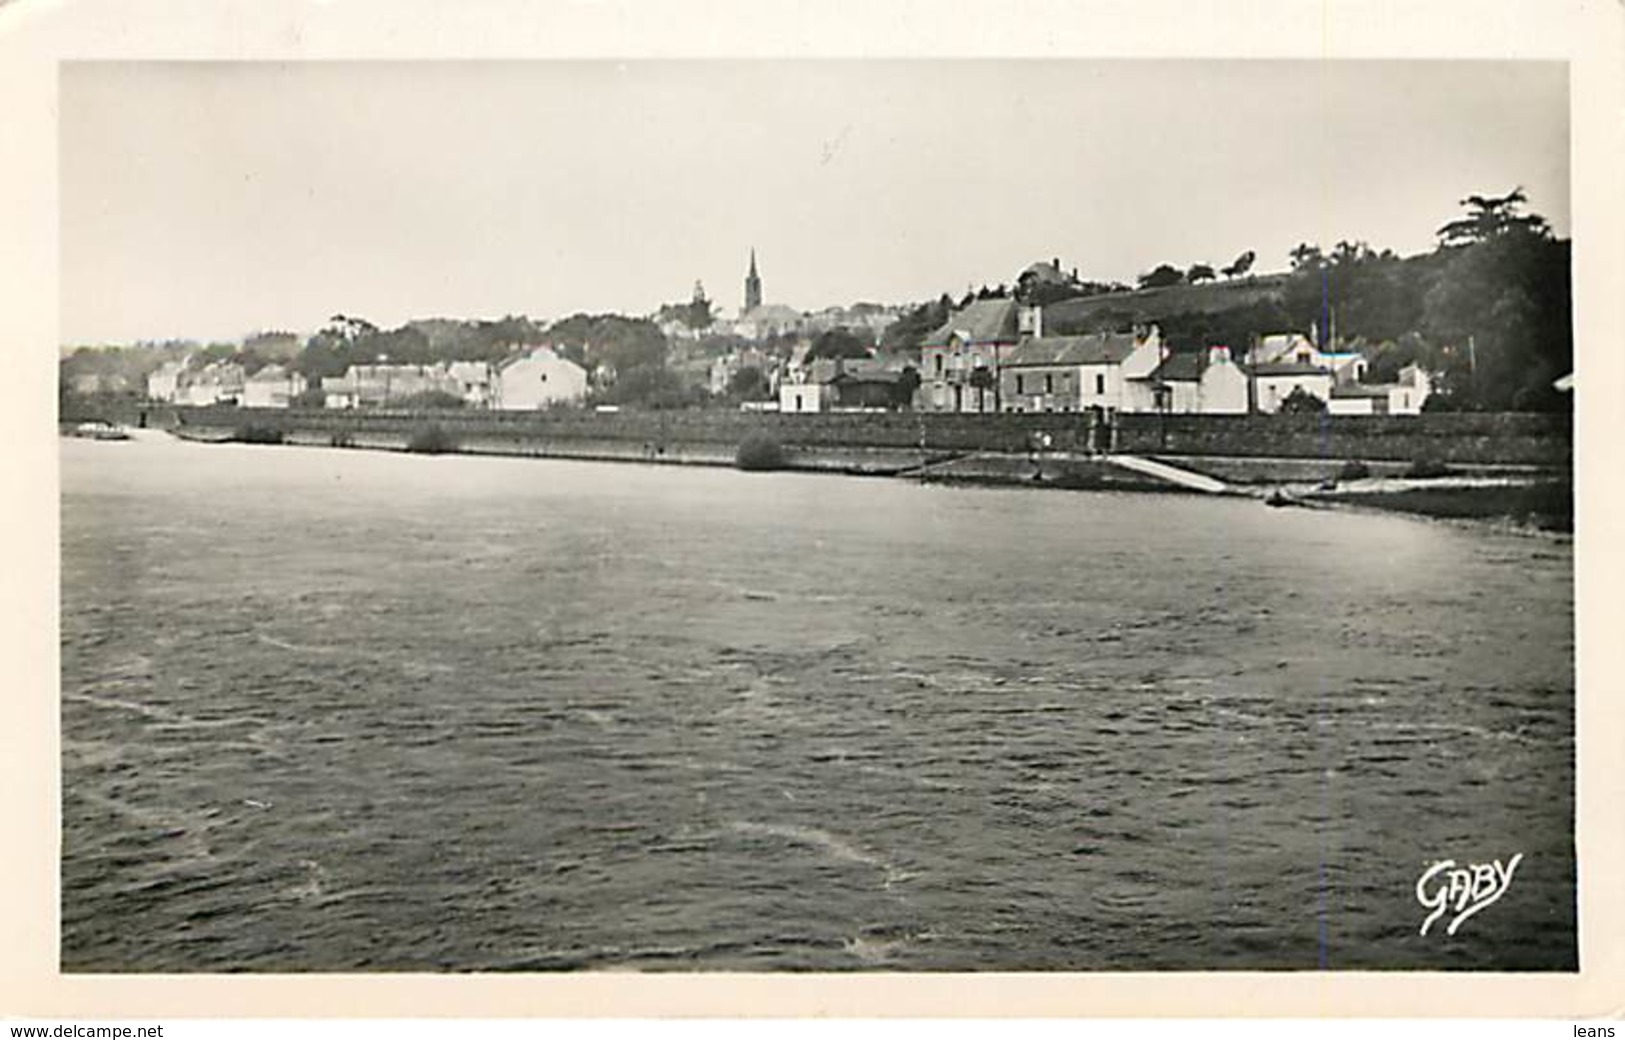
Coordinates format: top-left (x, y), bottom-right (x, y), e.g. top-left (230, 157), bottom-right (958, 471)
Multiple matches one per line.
top-left (1421, 224), bottom-right (1569, 410)
top-left (890, 366), bottom-right (921, 410)
top-left (880, 295), bottom-right (954, 353)
top-left (726, 365), bottom-right (770, 401)
top-left (1186, 264), bottom-right (1217, 284)
top-left (1222, 250), bottom-right (1256, 279)
top-left (806, 327), bottom-right (872, 362)
top-left (1436, 187), bottom-right (1551, 247)
top-left (1278, 386), bottom-right (1327, 414)
top-left (1288, 243), bottom-right (1324, 271)
top-left (1137, 264), bottom-right (1185, 290)
top-left (545, 314), bottom-right (668, 373)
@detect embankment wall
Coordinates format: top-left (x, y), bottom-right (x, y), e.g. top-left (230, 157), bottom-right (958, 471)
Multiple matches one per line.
top-left (146, 406), bottom-right (1571, 467)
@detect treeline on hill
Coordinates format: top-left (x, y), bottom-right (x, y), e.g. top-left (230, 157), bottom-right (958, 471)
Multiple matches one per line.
top-left (878, 189), bottom-right (1571, 412)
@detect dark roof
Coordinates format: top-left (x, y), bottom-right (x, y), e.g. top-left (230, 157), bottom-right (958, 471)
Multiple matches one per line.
top-left (921, 298), bottom-right (1020, 347)
top-left (1330, 383), bottom-right (1393, 399)
top-left (831, 369), bottom-right (905, 385)
top-left (1144, 352), bottom-right (1203, 382)
top-left (1248, 361), bottom-right (1330, 378)
top-left (1003, 332), bottom-right (1141, 368)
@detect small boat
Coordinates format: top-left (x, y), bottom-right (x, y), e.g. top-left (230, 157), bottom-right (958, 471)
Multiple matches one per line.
top-left (1264, 489), bottom-right (1298, 508)
top-left (70, 420), bottom-right (132, 441)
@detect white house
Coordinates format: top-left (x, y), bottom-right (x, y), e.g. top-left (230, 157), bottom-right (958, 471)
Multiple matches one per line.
top-left (1327, 363), bottom-right (1433, 416)
top-left (321, 363), bottom-right (459, 409)
top-left (1249, 361), bottom-right (1334, 413)
top-left (1124, 345), bottom-right (1251, 415)
top-left (997, 327), bottom-right (1164, 414)
top-left (778, 377), bottom-right (835, 413)
top-left (918, 298), bottom-right (1024, 413)
top-left (146, 359), bottom-right (188, 403)
top-left (242, 364), bottom-right (307, 408)
top-left (494, 346), bottom-right (588, 410)
top-left (446, 361), bottom-right (496, 408)
top-left (180, 361), bottom-right (245, 406)
top-left (1250, 332), bottom-right (1367, 384)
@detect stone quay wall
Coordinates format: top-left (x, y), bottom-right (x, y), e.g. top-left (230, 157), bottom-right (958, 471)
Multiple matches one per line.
top-left (156, 406), bottom-right (1572, 468)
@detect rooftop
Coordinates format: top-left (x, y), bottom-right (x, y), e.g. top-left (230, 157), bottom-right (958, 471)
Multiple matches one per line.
top-left (922, 298), bottom-right (1020, 347)
top-left (1003, 332), bottom-right (1141, 368)
top-left (1248, 361), bottom-right (1330, 378)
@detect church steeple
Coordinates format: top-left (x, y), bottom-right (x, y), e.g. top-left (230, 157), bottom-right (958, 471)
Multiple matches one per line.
top-left (744, 248), bottom-right (762, 313)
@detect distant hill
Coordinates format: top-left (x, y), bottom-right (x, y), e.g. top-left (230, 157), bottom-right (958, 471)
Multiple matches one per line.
top-left (1043, 273), bottom-right (1292, 336)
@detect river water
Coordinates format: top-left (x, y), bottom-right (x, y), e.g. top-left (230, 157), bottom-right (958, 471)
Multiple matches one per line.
top-left (59, 433), bottom-right (1576, 971)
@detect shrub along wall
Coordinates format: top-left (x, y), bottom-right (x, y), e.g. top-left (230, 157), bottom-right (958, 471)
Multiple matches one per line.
top-left (171, 406), bottom-right (1571, 466)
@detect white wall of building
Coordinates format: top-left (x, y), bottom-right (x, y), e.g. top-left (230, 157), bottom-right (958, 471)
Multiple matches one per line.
top-left (494, 347), bottom-right (588, 410)
top-left (242, 369), bottom-right (306, 408)
top-left (779, 381), bottom-right (833, 413)
top-left (1198, 350), bottom-right (1250, 414)
top-left (1253, 373), bottom-right (1333, 413)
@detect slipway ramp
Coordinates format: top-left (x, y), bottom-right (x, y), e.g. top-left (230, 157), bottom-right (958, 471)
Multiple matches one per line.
top-left (1107, 454), bottom-right (1231, 494)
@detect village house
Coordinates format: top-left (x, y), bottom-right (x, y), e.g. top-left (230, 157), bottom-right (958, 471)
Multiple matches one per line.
top-left (997, 326), bottom-right (1164, 414)
top-left (446, 361), bottom-right (496, 408)
top-left (778, 373), bottom-right (834, 414)
top-left (180, 361), bottom-right (245, 406)
top-left (493, 345), bottom-right (589, 410)
top-left (1327, 363), bottom-right (1433, 415)
top-left (1130, 345), bottom-right (1252, 415)
top-left (145, 359), bottom-right (189, 403)
top-left (1250, 332), bottom-right (1367, 384)
top-left (917, 298), bottom-right (1023, 413)
top-left (1248, 361), bottom-right (1334, 413)
top-left (777, 357), bottom-right (907, 414)
top-left (242, 364), bottom-right (307, 409)
top-left (321, 363), bottom-right (459, 409)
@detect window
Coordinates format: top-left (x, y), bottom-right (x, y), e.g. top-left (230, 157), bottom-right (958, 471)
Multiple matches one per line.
top-left (1044, 374), bottom-right (1054, 395)
top-left (1095, 373), bottom-right (1106, 395)
top-left (934, 354), bottom-right (944, 376)
top-left (1016, 373), bottom-right (1026, 395)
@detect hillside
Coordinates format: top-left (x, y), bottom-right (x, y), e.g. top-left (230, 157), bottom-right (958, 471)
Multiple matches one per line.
top-left (1043, 273), bottom-right (1292, 336)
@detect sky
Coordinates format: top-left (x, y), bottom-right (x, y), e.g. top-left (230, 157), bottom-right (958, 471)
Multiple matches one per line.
top-left (59, 59), bottom-right (1570, 345)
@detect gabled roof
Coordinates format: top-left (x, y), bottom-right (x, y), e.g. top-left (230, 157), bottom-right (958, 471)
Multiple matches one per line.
top-left (1143, 352), bottom-right (1203, 383)
top-left (922, 298), bottom-right (1020, 347)
top-left (1002, 332), bottom-right (1141, 368)
top-left (1248, 361), bottom-right (1330, 378)
top-left (246, 363), bottom-right (291, 383)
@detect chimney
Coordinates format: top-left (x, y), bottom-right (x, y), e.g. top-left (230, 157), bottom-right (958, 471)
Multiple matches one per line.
top-left (1018, 303), bottom-right (1043, 340)
top-left (1208, 345), bottom-right (1231, 366)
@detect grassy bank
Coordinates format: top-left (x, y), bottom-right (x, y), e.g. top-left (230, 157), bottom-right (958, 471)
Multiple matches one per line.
top-left (1316, 480), bottom-right (1572, 532)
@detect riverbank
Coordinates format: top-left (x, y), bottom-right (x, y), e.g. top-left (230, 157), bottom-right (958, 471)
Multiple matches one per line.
top-left (156, 421), bottom-right (1573, 532)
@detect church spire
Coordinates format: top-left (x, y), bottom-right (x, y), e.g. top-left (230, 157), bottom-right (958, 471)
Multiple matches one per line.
top-left (744, 248), bottom-right (762, 313)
